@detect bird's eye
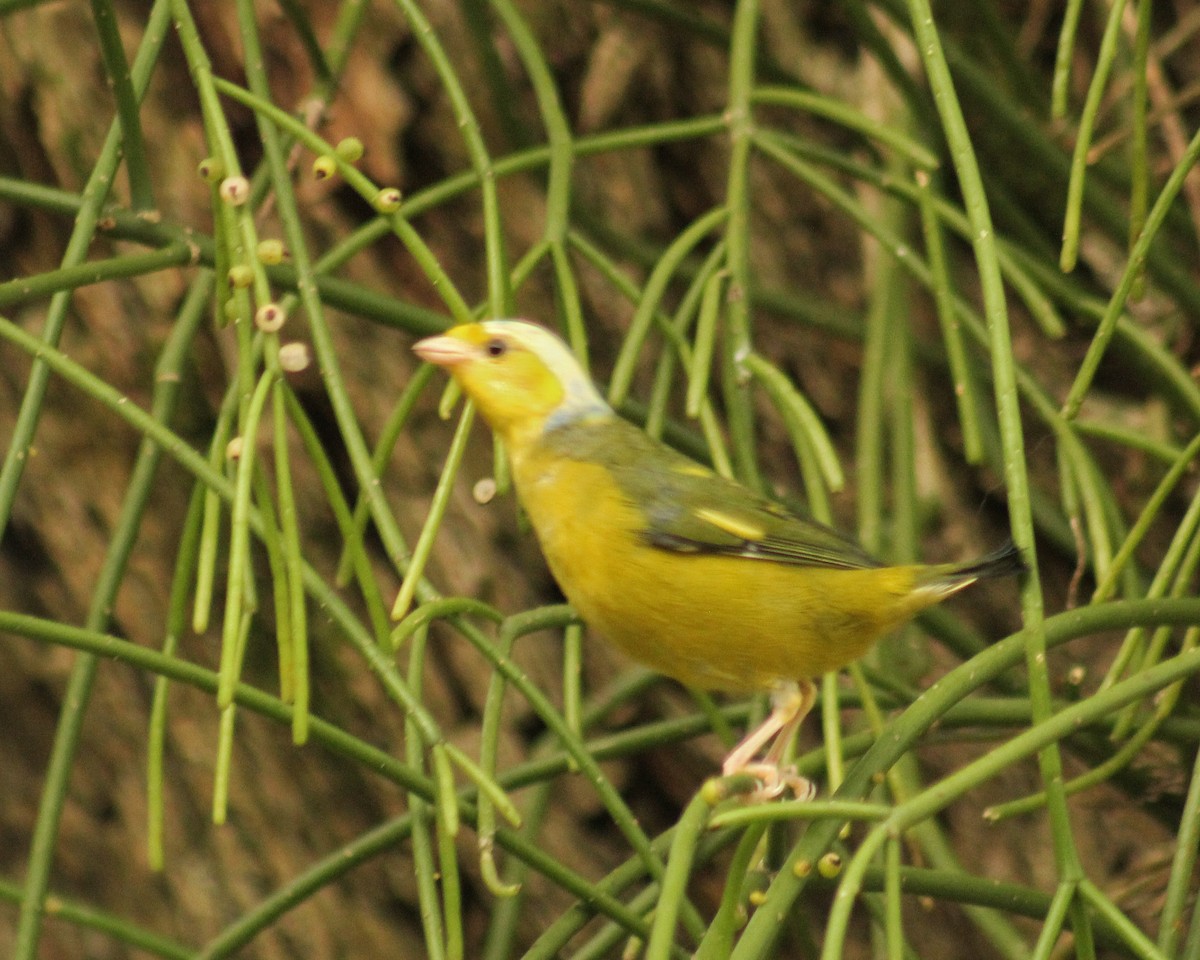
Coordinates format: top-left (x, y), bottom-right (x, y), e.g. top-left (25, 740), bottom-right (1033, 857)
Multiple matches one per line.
top-left (485, 338), bottom-right (508, 358)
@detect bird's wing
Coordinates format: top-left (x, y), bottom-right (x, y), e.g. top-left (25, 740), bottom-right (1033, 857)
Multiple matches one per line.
top-left (635, 471), bottom-right (881, 569)
top-left (560, 416), bottom-right (882, 571)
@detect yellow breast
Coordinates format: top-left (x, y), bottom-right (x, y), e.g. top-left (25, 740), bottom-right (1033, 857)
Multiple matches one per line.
top-left (510, 442), bottom-right (927, 693)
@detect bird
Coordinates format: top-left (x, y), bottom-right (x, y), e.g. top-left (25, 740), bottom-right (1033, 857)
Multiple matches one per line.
top-left (412, 319), bottom-right (1024, 799)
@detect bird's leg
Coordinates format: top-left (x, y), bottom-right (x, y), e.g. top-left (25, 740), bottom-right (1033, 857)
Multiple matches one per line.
top-left (722, 679), bottom-right (818, 800)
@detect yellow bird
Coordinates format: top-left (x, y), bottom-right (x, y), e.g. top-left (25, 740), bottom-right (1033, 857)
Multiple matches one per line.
top-left (414, 320), bottom-right (1023, 798)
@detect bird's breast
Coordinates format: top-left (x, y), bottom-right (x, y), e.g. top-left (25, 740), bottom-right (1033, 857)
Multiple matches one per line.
top-left (511, 445), bottom-right (639, 577)
top-left (507, 438), bottom-right (929, 693)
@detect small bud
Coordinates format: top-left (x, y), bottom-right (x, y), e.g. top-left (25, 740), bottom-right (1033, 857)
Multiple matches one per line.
top-left (373, 187), bottom-right (402, 213)
top-left (255, 303), bottom-right (285, 332)
top-left (227, 264), bottom-right (254, 289)
top-left (218, 175), bottom-right (251, 206)
top-left (472, 478), bottom-right (497, 505)
top-left (335, 136), bottom-right (364, 163)
top-left (312, 155), bottom-right (338, 180)
top-left (817, 852), bottom-right (842, 878)
top-left (1065, 663), bottom-right (1086, 701)
top-left (278, 342), bottom-right (311, 372)
top-left (197, 157), bottom-right (224, 182)
top-left (226, 436), bottom-right (244, 460)
top-left (700, 777), bottom-right (727, 806)
top-left (256, 239), bottom-right (286, 265)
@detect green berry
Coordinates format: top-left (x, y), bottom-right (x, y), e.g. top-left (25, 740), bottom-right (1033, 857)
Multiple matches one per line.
top-left (373, 187), bottom-right (402, 213)
top-left (335, 137), bottom-right (364, 163)
top-left (312, 155), bottom-right (338, 180)
top-left (197, 157), bottom-right (224, 182)
top-left (256, 239), bottom-right (286, 265)
top-left (227, 264), bottom-right (254, 289)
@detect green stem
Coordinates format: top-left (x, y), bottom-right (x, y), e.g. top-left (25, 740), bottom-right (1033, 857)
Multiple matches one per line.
top-left (721, 0), bottom-right (763, 491)
top-left (89, 0), bottom-right (155, 211)
top-left (1059, 0), bottom-right (1130, 272)
top-left (903, 0), bottom-right (1073, 887)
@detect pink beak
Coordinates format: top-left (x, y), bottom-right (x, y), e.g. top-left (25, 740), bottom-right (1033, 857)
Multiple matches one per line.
top-left (413, 334), bottom-right (472, 367)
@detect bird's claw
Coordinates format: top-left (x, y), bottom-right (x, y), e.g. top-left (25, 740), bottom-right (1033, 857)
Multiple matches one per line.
top-left (733, 762), bottom-right (817, 803)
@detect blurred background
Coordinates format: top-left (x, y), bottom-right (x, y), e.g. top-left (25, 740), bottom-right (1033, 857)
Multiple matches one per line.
top-left (1, 1), bottom-right (1199, 957)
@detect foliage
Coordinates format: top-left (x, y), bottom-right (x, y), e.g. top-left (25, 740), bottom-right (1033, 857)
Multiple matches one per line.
top-left (1, 0), bottom-right (1199, 957)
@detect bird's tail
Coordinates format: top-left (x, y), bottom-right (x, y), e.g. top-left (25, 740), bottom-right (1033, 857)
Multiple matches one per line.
top-left (920, 540), bottom-right (1026, 597)
top-left (949, 540), bottom-right (1026, 581)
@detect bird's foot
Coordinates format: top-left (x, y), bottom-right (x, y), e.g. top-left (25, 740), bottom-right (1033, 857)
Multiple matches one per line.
top-left (718, 680), bottom-right (820, 802)
top-left (730, 762), bottom-right (817, 803)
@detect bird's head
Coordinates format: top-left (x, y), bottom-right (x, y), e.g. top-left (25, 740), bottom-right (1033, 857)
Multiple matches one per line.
top-left (413, 320), bottom-right (610, 442)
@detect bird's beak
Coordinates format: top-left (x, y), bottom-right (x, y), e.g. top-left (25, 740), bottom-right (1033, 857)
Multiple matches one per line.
top-left (413, 334), bottom-right (473, 367)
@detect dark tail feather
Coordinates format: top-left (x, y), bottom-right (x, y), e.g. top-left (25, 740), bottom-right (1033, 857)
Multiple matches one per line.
top-left (946, 540), bottom-right (1026, 583)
